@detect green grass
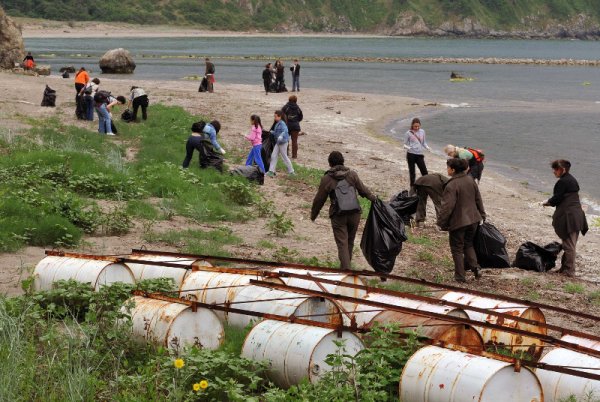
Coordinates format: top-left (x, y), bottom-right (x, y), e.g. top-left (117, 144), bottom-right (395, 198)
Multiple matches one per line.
top-left (126, 200), bottom-right (161, 220)
top-left (368, 279), bottom-right (432, 296)
top-left (144, 227), bottom-right (242, 256)
top-left (589, 290), bottom-right (600, 306)
top-left (257, 240), bottom-right (276, 249)
top-left (407, 233), bottom-right (435, 247)
top-left (564, 282), bottom-right (585, 294)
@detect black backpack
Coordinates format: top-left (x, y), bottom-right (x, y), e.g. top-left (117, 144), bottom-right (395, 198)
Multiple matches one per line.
top-left (334, 179), bottom-right (360, 214)
top-left (94, 90), bottom-right (111, 104)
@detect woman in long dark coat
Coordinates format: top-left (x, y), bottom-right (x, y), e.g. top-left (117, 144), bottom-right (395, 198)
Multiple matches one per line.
top-left (543, 159), bottom-right (588, 277)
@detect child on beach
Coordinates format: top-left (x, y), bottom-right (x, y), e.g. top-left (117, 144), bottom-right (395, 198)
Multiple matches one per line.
top-left (266, 110), bottom-right (294, 177)
top-left (244, 115), bottom-right (265, 173)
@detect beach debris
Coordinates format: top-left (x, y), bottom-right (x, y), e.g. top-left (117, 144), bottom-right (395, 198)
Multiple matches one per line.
top-left (59, 65), bottom-right (76, 73)
top-left (34, 64), bottom-right (51, 76)
top-left (424, 102), bottom-right (439, 106)
top-left (99, 48), bottom-right (136, 74)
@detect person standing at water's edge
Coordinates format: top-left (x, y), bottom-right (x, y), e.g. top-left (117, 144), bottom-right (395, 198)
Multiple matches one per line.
top-left (404, 117), bottom-right (430, 194)
top-left (290, 59), bottom-right (300, 92)
top-left (543, 160), bottom-right (588, 277)
top-left (205, 58), bottom-right (215, 93)
top-left (263, 63), bottom-right (273, 95)
top-left (438, 158), bottom-right (485, 283)
top-left (282, 95), bottom-right (303, 159)
top-left (311, 151), bottom-right (377, 270)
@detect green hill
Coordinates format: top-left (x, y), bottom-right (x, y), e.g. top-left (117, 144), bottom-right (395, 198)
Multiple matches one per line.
top-left (3, 0), bottom-right (600, 37)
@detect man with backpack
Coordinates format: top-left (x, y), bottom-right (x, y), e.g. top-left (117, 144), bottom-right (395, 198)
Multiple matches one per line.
top-left (94, 90), bottom-right (125, 135)
top-left (311, 151), bottom-right (377, 269)
top-left (281, 95), bottom-right (303, 159)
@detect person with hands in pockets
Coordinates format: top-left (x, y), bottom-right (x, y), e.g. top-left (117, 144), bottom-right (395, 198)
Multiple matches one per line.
top-left (404, 117), bottom-right (430, 194)
top-left (266, 110), bottom-right (294, 177)
top-left (437, 158), bottom-right (486, 283)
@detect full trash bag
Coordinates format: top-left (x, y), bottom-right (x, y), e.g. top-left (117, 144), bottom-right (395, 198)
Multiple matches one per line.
top-left (360, 199), bottom-right (408, 273)
top-left (41, 85), bottom-right (56, 107)
top-left (199, 140), bottom-right (224, 172)
top-left (389, 190), bottom-right (419, 224)
top-left (230, 165), bottom-right (264, 185)
top-left (261, 130), bottom-right (274, 168)
top-left (474, 222), bottom-right (511, 268)
top-left (512, 241), bottom-right (562, 272)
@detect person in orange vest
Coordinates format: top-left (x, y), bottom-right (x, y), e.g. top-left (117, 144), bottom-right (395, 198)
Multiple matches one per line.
top-left (22, 52), bottom-right (35, 70)
top-left (74, 67), bottom-right (90, 95)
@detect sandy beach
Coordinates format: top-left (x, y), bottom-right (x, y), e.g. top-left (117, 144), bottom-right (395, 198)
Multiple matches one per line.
top-left (1, 68), bottom-right (599, 331)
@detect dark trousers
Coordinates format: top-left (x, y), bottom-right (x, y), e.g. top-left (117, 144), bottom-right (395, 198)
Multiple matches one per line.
top-left (289, 130), bottom-right (299, 158)
top-left (132, 95), bottom-right (149, 121)
top-left (560, 231), bottom-right (579, 275)
top-left (449, 223), bottom-right (480, 281)
top-left (84, 95), bottom-right (94, 121)
top-left (415, 187), bottom-right (442, 222)
top-left (468, 161), bottom-right (484, 182)
top-left (406, 153), bottom-right (428, 188)
top-left (331, 212), bottom-right (361, 270)
top-left (264, 80), bottom-right (270, 94)
top-left (75, 83), bottom-right (85, 95)
top-left (182, 136), bottom-right (203, 168)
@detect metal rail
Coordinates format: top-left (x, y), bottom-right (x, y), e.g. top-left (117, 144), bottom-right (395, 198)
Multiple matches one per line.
top-left (129, 249), bottom-right (600, 322)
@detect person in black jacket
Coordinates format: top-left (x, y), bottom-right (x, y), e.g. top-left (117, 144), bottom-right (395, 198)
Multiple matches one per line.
top-left (204, 58), bottom-right (215, 93)
top-left (275, 60), bottom-right (285, 92)
top-left (542, 159), bottom-right (588, 277)
top-left (262, 63), bottom-right (272, 95)
top-left (290, 59), bottom-right (300, 92)
top-left (281, 95), bottom-right (303, 159)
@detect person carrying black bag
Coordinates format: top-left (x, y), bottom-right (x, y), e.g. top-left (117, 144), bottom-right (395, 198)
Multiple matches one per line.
top-left (311, 151), bottom-right (377, 269)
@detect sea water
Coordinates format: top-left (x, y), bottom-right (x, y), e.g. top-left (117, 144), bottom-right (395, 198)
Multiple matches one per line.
top-left (25, 36), bottom-right (600, 203)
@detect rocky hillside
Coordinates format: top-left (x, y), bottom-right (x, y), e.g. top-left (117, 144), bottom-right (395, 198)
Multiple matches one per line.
top-left (0, 4), bottom-right (24, 69)
top-left (3, 0), bottom-right (600, 39)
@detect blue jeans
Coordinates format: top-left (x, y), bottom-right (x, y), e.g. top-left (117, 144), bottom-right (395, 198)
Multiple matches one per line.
top-left (84, 95), bottom-right (94, 121)
top-left (292, 76), bottom-right (300, 91)
top-left (245, 144), bottom-right (265, 173)
top-left (96, 103), bottom-right (112, 134)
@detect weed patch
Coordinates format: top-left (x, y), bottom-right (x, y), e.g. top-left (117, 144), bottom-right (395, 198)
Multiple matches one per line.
top-left (145, 227), bottom-right (241, 256)
top-left (564, 282), bottom-right (585, 294)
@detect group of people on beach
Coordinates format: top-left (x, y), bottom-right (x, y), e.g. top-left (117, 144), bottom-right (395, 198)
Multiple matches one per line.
top-left (262, 59), bottom-right (301, 94)
top-left (72, 66), bottom-right (150, 135)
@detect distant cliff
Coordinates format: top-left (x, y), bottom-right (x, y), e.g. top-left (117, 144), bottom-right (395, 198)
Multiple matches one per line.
top-left (3, 0), bottom-right (600, 39)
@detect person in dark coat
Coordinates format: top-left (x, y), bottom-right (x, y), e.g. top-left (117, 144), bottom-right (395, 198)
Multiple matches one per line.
top-left (290, 59), bottom-right (300, 92)
top-left (311, 151), bottom-right (377, 269)
top-left (204, 58), bottom-right (215, 93)
top-left (281, 95), bottom-right (303, 159)
top-left (542, 159), bottom-right (588, 277)
top-left (414, 173), bottom-right (449, 227)
top-left (438, 158), bottom-right (486, 282)
top-left (262, 63), bottom-right (272, 95)
top-left (274, 60), bottom-right (285, 92)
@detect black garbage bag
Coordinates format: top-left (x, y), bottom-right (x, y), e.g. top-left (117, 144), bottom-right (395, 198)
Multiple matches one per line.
top-left (230, 165), bottom-right (264, 185)
top-left (261, 130), bottom-right (274, 168)
top-left (389, 190), bottom-right (419, 224)
top-left (41, 85), bottom-right (56, 107)
top-left (360, 199), bottom-right (408, 273)
top-left (110, 120), bottom-right (118, 135)
top-left (121, 109), bottom-right (133, 122)
top-left (513, 241), bottom-right (562, 272)
top-left (198, 77), bottom-right (208, 92)
top-left (199, 140), bottom-right (224, 172)
top-left (474, 222), bottom-right (511, 268)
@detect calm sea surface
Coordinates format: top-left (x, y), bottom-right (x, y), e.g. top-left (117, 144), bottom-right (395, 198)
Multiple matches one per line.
top-left (25, 36), bottom-right (600, 204)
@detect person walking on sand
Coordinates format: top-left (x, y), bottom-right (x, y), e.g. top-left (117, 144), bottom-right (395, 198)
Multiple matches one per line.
top-left (444, 144), bottom-right (485, 183)
top-left (290, 59), bottom-right (301, 92)
top-left (542, 159), bottom-right (588, 277)
top-left (204, 58), bottom-right (215, 93)
top-left (404, 117), bottom-right (430, 194)
top-left (262, 63), bottom-right (273, 95)
top-left (311, 151), bottom-right (377, 270)
top-left (282, 95), bottom-right (303, 159)
top-left (244, 114), bottom-right (266, 173)
top-left (414, 173), bottom-right (449, 228)
top-left (438, 158), bottom-right (486, 283)
top-left (128, 86), bottom-right (149, 122)
top-left (266, 110), bottom-right (294, 177)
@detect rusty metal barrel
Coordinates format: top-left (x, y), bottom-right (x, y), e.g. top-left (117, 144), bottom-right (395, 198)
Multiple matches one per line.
top-left (400, 346), bottom-right (543, 402)
top-left (536, 335), bottom-right (600, 402)
top-left (227, 285), bottom-right (342, 329)
top-left (352, 293), bottom-right (483, 353)
top-left (242, 320), bottom-right (364, 388)
top-left (441, 291), bottom-right (547, 358)
top-left (33, 255), bottom-right (135, 291)
top-left (127, 296), bottom-right (224, 351)
top-left (126, 255), bottom-right (195, 288)
top-left (179, 271), bottom-right (284, 321)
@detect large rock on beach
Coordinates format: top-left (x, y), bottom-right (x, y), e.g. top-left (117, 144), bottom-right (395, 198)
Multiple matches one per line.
top-left (99, 48), bottom-right (136, 74)
top-left (0, 6), bottom-right (25, 69)
top-left (34, 65), bottom-right (51, 76)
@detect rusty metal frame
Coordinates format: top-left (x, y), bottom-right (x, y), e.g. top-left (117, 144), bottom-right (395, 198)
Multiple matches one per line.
top-left (129, 249), bottom-right (600, 322)
top-left (249, 279), bottom-right (600, 360)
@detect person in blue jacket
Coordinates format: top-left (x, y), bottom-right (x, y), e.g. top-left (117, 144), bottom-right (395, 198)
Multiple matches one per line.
top-left (266, 110), bottom-right (294, 177)
top-left (182, 120), bottom-right (226, 172)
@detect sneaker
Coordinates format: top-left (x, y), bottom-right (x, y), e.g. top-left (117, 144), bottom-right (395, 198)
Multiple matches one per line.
top-left (266, 171), bottom-right (276, 178)
top-left (288, 172), bottom-right (296, 176)
top-left (473, 267), bottom-right (482, 279)
top-left (106, 132), bottom-right (115, 136)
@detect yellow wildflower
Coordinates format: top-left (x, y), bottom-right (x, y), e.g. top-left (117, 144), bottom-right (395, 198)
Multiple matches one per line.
top-left (173, 358), bottom-right (185, 369)
top-left (192, 383), bottom-right (201, 392)
top-left (199, 380), bottom-right (208, 389)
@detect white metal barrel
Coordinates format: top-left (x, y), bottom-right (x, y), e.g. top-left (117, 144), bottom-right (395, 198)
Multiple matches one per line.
top-left (441, 291), bottom-right (547, 358)
top-left (274, 268), bottom-right (366, 312)
top-left (179, 271), bottom-right (284, 322)
top-left (400, 346), bottom-right (543, 402)
top-left (227, 285), bottom-right (341, 329)
top-left (127, 296), bottom-right (224, 351)
top-left (536, 335), bottom-right (600, 402)
top-left (242, 320), bottom-right (364, 388)
top-left (348, 293), bottom-right (468, 327)
top-left (126, 255), bottom-right (195, 288)
top-left (561, 334), bottom-right (600, 351)
top-left (33, 255), bottom-right (134, 291)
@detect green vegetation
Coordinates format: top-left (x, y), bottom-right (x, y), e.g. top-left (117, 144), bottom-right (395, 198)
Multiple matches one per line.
top-left (6, 0), bottom-right (600, 32)
top-left (266, 212), bottom-right (295, 236)
top-left (564, 282), bottom-right (585, 294)
top-left (1, 279), bottom-right (423, 401)
top-left (144, 227), bottom-right (242, 257)
top-left (0, 105), bottom-right (260, 253)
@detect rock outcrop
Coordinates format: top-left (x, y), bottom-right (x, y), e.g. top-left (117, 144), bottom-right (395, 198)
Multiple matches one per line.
top-left (99, 48), bottom-right (136, 74)
top-left (0, 5), bottom-right (24, 69)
